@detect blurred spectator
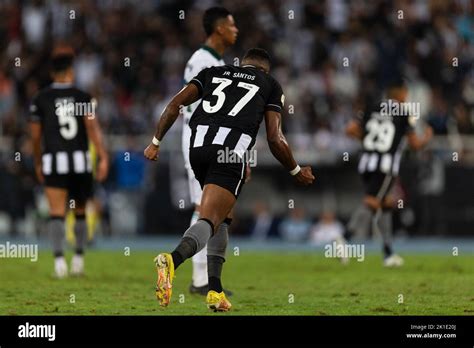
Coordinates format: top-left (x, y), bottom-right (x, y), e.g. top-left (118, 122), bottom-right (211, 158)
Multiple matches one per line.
top-left (278, 207), bottom-right (311, 242)
top-left (250, 200), bottom-right (274, 240)
top-left (0, 0), bottom-right (473, 144)
top-left (309, 211), bottom-right (345, 246)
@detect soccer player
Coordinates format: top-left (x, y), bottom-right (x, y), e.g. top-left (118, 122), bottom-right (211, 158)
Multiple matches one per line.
top-left (144, 48), bottom-right (315, 311)
top-left (29, 45), bottom-right (109, 278)
top-left (346, 78), bottom-right (433, 267)
top-left (182, 7), bottom-right (238, 295)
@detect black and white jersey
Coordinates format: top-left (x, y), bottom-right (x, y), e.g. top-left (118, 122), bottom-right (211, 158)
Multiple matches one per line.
top-left (188, 64), bottom-right (284, 157)
top-left (29, 82), bottom-right (96, 176)
top-left (357, 100), bottom-right (415, 176)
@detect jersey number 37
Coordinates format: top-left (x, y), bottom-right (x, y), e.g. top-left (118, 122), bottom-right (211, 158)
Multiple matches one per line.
top-left (202, 77), bottom-right (260, 116)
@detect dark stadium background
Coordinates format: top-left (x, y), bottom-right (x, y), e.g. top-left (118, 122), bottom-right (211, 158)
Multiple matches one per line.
top-left (0, 0), bottom-right (474, 242)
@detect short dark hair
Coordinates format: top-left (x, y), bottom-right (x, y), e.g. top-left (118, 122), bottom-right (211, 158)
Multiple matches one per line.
top-left (243, 48), bottom-right (271, 66)
top-left (203, 7), bottom-right (231, 36)
top-left (51, 54), bottom-right (74, 73)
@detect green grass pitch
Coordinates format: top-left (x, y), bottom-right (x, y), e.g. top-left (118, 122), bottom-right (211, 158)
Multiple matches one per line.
top-left (1, 251), bottom-right (473, 315)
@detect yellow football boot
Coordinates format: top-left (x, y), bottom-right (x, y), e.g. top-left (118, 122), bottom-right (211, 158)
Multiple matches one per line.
top-left (154, 253), bottom-right (175, 307)
top-left (206, 290), bottom-right (232, 312)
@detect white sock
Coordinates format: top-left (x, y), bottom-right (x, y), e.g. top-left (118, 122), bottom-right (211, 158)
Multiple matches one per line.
top-left (192, 256), bottom-right (208, 287)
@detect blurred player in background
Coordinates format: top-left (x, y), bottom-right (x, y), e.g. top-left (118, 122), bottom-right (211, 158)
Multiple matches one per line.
top-left (144, 48), bottom-right (315, 311)
top-left (182, 7), bottom-right (238, 295)
top-left (346, 78), bottom-right (433, 267)
top-left (29, 45), bottom-right (109, 278)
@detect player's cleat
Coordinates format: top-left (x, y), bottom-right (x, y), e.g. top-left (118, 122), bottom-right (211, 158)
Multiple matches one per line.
top-left (206, 290), bottom-right (232, 312)
top-left (189, 284), bottom-right (234, 297)
top-left (54, 257), bottom-right (68, 279)
top-left (154, 253), bottom-right (175, 307)
top-left (384, 254), bottom-right (404, 267)
top-left (189, 284), bottom-right (208, 296)
top-left (70, 254), bottom-right (84, 276)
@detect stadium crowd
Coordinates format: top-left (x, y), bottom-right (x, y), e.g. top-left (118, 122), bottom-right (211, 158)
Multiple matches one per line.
top-left (1, 0), bottom-right (474, 140)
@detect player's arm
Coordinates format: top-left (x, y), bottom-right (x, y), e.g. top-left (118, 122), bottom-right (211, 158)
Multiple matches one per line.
top-left (264, 110), bottom-right (314, 186)
top-left (29, 122), bottom-right (44, 184)
top-left (346, 119), bottom-right (363, 139)
top-left (84, 108), bottom-right (109, 182)
top-left (407, 125), bottom-right (433, 151)
top-left (144, 83), bottom-right (200, 161)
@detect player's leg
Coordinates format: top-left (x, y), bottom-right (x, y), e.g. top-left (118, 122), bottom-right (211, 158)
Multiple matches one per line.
top-left (189, 177), bottom-right (235, 296)
top-left (44, 185), bottom-right (68, 278)
top-left (347, 172), bottom-right (382, 239)
top-left (204, 208), bottom-right (233, 311)
top-left (347, 199), bottom-right (376, 239)
top-left (69, 173), bottom-right (94, 275)
top-left (190, 205), bottom-right (209, 292)
top-left (172, 184), bottom-right (236, 269)
top-left (155, 184), bottom-right (236, 306)
top-left (364, 173), bottom-right (403, 267)
top-left (182, 119), bottom-right (210, 293)
top-left (380, 196), bottom-right (394, 258)
top-left (188, 175), bottom-right (208, 293)
top-left (206, 209), bottom-right (233, 294)
top-left (70, 201), bottom-right (86, 275)
top-left (379, 196), bottom-right (404, 267)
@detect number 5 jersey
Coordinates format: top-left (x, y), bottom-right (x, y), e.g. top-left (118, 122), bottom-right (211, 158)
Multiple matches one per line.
top-left (29, 82), bottom-right (95, 176)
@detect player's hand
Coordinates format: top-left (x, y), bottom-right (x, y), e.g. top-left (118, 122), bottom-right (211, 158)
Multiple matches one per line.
top-left (144, 143), bottom-right (160, 161)
top-left (35, 163), bottom-right (44, 184)
top-left (294, 166), bottom-right (315, 186)
top-left (96, 157), bottom-right (109, 182)
top-left (245, 164), bottom-right (252, 183)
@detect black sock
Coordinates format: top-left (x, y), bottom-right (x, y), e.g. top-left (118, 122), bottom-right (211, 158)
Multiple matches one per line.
top-left (207, 255), bottom-right (224, 292)
top-left (384, 244), bottom-right (393, 258)
top-left (171, 237), bottom-right (197, 270)
top-left (209, 277), bottom-right (222, 293)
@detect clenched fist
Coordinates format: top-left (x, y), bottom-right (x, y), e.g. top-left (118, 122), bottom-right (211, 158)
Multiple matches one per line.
top-left (144, 143), bottom-right (160, 161)
top-left (294, 166), bottom-right (315, 186)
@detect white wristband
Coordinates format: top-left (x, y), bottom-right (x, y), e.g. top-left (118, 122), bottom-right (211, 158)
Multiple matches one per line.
top-left (152, 136), bottom-right (161, 146)
top-left (290, 165), bottom-right (301, 176)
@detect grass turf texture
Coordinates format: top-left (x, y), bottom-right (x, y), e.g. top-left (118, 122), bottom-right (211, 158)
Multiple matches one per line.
top-left (1, 251), bottom-right (473, 315)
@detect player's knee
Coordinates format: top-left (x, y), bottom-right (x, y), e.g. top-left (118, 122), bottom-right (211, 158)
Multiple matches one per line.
top-left (207, 223), bottom-right (229, 258)
top-left (49, 205), bottom-right (66, 217)
top-left (197, 212), bottom-right (220, 233)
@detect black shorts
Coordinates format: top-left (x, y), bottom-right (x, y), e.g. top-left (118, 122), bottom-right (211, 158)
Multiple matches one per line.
top-left (44, 173), bottom-right (94, 204)
top-left (190, 145), bottom-right (247, 198)
top-left (361, 171), bottom-right (394, 199)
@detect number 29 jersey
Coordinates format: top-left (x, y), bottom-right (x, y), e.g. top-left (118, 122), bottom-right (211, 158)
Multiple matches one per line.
top-left (29, 83), bottom-right (94, 176)
top-left (188, 64), bottom-right (284, 155)
top-left (357, 100), bottom-right (415, 176)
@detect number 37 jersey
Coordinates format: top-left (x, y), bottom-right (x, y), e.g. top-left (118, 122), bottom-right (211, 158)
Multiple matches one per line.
top-left (357, 100), bottom-right (415, 176)
top-left (188, 64), bottom-right (284, 155)
top-left (29, 84), bottom-right (95, 175)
